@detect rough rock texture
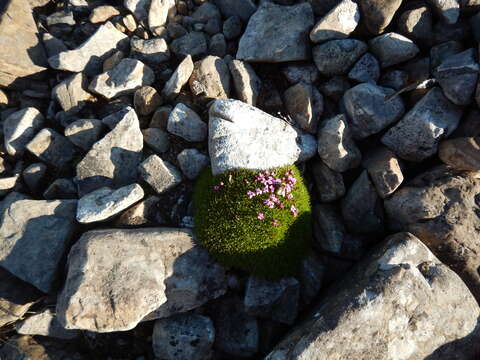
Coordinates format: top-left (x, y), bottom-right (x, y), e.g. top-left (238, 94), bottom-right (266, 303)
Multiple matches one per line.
top-left (167, 103), bottom-right (207, 142)
top-left (385, 167), bottom-right (480, 303)
top-left (138, 155), bottom-right (182, 194)
top-left (427, 0), bottom-right (460, 24)
top-left (56, 228), bottom-right (226, 332)
top-left (48, 22), bottom-right (128, 75)
top-left (357, 0), bottom-right (403, 34)
top-left (369, 32), bottom-right (420, 68)
top-left (311, 159), bottom-right (345, 202)
top-left (317, 114), bottom-right (362, 172)
top-left (177, 148), bottom-right (209, 180)
top-left (363, 147), bottom-right (404, 198)
top-left (148, 0), bottom-right (176, 31)
top-left (3, 107), bottom-right (44, 158)
top-left (214, 0), bottom-right (256, 22)
top-left (189, 56), bottom-right (230, 99)
top-left (382, 87), bottom-right (463, 162)
top-left (89, 58), bottom-right (155, 99)
top-left (0, 192), bottom-right (77, 293)
top-left (134, 86), bottom-right (162, 116)
top-left (209, 99), bottom-right (317, 175)
top-left (0, 0), bottom-right (47, 89)
top-left (310, 0), bottom-right (360, 43)
top-left (284, 83), bottom-right (323, 134)
top-left (236, 2), bottom-right (314, 62)
top-left (348, 53), bottom-right (380, 83)
top-left (26, 128), bottom-right (77, 169)
top-left (52, 73), bottom-right (92, 114)
top-left (0, 268), bottom-right (41, 327)
top-left (76, 107), bottom-right (143, 196)
top-left (130, 36), bottom-right (170, 65)
top-left (153, 314), bottom-right (215, 360)
top-left (266, 232), bottom-right (480, 360)
top-left (229, 60), bottom-right (261, 106)
top-left (162, 55), bottom-right (194, 100)
top-left (312, 39), bottom-right (368, 76)
top-left (76, 184), bottom-right (144, 223)
top-left (142, 128), bottom-right (170, 153)
top-left (438, 137), bottom-right (480, 170)
top-left (64, 118), bottom-right (104, 151)
top-left (0, 336), bottom-right (83, 360)
top-left (16, 309), bottom-right (80, 340)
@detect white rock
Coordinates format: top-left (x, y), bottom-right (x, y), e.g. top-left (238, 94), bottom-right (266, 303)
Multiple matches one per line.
top-left (162, 55), bottom-right (194, 100)
top-left (167, 103), bottom-right (207, 142)
top-left (149, 0), bottom-right (176, 30)
top-left (3, 107), bottom-right (44, 158)
top-left (177, 149), bottom-right (209, 179)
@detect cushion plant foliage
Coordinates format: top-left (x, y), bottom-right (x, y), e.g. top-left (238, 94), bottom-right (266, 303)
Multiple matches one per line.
top-left (193, 164), bottom-right (312, 279)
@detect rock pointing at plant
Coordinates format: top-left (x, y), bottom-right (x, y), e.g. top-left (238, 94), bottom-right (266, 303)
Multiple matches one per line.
top-left (208, 99), bottom-right (317, 175)
top-left (266, 233), bottom-right (480, 360)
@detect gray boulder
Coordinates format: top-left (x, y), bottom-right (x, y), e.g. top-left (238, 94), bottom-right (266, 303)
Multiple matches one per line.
top-left (0, 192), bottom-right (77, 293)
top-left (153, 314), bottom-right (215, 360)
top-left (347, 53), bottom-right (380, 83)
top-left (284, 83), bottom-right (323, 134)
top-left (214, 0), bottom-right (256, 22)
top-left (48, 22), bottom-right (128, 75)
top-left (209, 99), bottom-right (316, 175)
top-left (130, 36), bottom-right (170, 65)
top-left (148, 0), bottom-right (176, 31)
top-left (177, 149), bottom-right (209, 180)
top-left (382, 87), bottom-right (462, 162)
top-left (427, 0), bottom-right (460, 24)
top-left (170, 32), bottom-right (208, 59)
top-left (266, 232), bottom-right (480, 360)
top-left (76, 184), bottom-right (144, 223)
top-left (369, 32), bottom-right (420, 68)
top-left (312, 39), bottom-right (367, 76)
top-left (385, 167), bottom-right (480, 303)
top-left (357, 0), bottom-right (403, 34)
top-left (343, 83), bottom-right (405, 139)
top-left (138, 155), bottom-right (182, 194)
top-left (76, 107), bottom-right (143, 196)
top-left (162, 55), bottom-right (194, 100)
top-left (236, 2), bottom-right (314, 62)
top-left (167, 103), bottom-right (207, 142)
top-left (438, 137), bottom-right (480, 171)
top-left (3, 107), bottom-right (44, 158)
top-left (52, 73), bottom-right (92, 114)
top-left (142, 128), bottom-right (170, 154)
top-left (89, 58), bottom-right (155, 99)
top-left (26, 129), bottom-right (77, 169)
top-left (313, 203), bottom-right (345, 254)
top-left (189, 56), bottom-right (230, 99)
top-left (282, 63), bottom-right (319, 84)
top-left (229, 60), bottom-right (261, 106)
top-left (16, 309), bottom-right (80, 340)
top-left (311, 159), bottom-right (345, 202)
top-left (56, 228), bottom-right (226, 332)
top-left (64, 119), bottom-right (104, 151)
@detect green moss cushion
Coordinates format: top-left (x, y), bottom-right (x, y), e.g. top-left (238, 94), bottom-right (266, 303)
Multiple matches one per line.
top-left (193, 165), bottom-right (312, 279)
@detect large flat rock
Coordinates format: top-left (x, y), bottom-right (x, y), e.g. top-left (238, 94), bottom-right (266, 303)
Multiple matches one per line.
top-left (56, 228), bottom-right (226, 332)
top-left (208, 99), bottom-right (316, 175)
top-left (0, 0), bottom-right (47, 89)
top-left (266, 232), bottom-right (480, 360)
top-left (0, 192), bottom-right (77, 293)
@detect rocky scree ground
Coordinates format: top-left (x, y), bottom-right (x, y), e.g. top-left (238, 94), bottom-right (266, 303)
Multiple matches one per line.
top-left (0, 0), bottom-right (479, 359)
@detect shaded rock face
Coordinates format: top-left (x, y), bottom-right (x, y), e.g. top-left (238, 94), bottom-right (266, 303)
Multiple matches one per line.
top-left (208, 99), bottom-right (316, 175)
top-left (56, 228), bottom-right (226, 332)
top-left (385, 167), bottom-right (480, 304)
top-left (0, 0), bottom-right (47, 89)
top-left (0, 192), bottom-right (77, 293)
top-left (236, 2), bottom-right (314, 62)
top-left (266, 233), bottom-right (480, 360)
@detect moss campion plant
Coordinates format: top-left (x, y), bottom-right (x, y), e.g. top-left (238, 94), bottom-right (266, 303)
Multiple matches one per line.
top-left (193, 165), bottom-right (312, 279)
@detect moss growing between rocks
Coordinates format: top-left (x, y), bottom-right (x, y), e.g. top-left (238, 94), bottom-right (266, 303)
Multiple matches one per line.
top-left (193, 165), bottom-right (312, 279)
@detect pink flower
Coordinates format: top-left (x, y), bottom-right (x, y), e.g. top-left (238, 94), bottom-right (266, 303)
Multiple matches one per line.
top-left (257, 213), bottom-right (265, 220)
top-left (272, 219), bottom-right (279, 227)
top-left (220, 182), bottom-right (225, 186)
top-left (290, 205), bottom-right (298, 217)
top-left (286, 193), bottom-right (293, 200)
top-left (213, 186), bottom-right (220, 190)
top-left (247, 190), bottom-right (256, 198)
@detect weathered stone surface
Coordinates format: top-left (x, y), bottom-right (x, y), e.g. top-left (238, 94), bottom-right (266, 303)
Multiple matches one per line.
top-left (52, 73), bottom-right (92, 114)
top-left (142, 128), bottom-right (169, 153)
top-left (153, 314), bottom-right (215, 360)
top-left (229, 60), bottom-right (261, 106)
top-left (313, 203), bottom-right (345, 254)
top-left (102, 50), bottom-right (125, 71)
top-left (385, 167), bottom-right (480, 303)
top-left (430, 40), bottom-right (464, 70)
top-left (311, 158), bottom-right (345, 202)
top-left (427, 0), bottom-right (460, 24)
top-left (317, 114), bottom-right (361, 172)
top-left (130, 36), bottom-right (170, 65)
top-left (382, 87), bottom-right (462, 162)
top-left (284, 83), bottom-right (323, 134)
top-left (214, 0), bottom-right (256, 22)
top-left (439, 137), bottom-right (480, 171)
top-left (0, 336), bottom-right (84, 360)
top-left (16, 309), bottom-right (80, 340)
top-left (43, 178), bottom-right (77, 200)
top-left (46, 10), bottom-right (75, 27)
top-left (189, 56), bottom-right (230, 99)
top-left (167, 103), bottom-right (207, 142)
top-left (89, 58), bottom-right (155, 99)
top-left (177, 148), bottom-right (209, 180)
top-left (343, 83), bottom-right (405, 139)
top-left (312, 39), bottom-right (368, 76)
top-left (170, 32), bottom-right (208, 59)
top-left (397, 5), bottom-right (433, 45)
top-left (282, 63), bottom-right (319, 84)
top-left (363, 147), bottom-right (403, 198)
top-left (138, 155), bottom-right (182, 194)
top-left (114, 195), bottom-right (164, 226)
top-left (244, 277), bottom-right (299, 325)
top-left (208, 33), bottom-right (227, 58)
top-left (212, 297), bottom-right (259, 357)
top-left (369, 32), bottom-right (420, 68)
top-left (0, 0), bottom-right (47, 89)
top-left (162, 55), bottom-right (194, 100)
top-left (266, 232), bottom-right (480, 360)
top-left (77, 184), bottom-right (144, 223)
top-left (0, 192), bottom-right (77, 293)
top-left (435, 48), bottom-right (479, 105)
top-left (3, 107), bottom-right (44, 158)
top-left (134, 86), bottom-right (162, 116)
top-left (236, 2), bottom-right (314, 63)
top-left (0, 268), bottom-right (41, 327)
top-left (64, 119), bottom-right (104, 151)
top-left (347, 53), bottom-right (380, 83)
top-left (89, 5), bottom-right (120, 23)
top-left (223, 15), bottom-right (242, 39)
top-left (342, 170), bottom-right (384, 233)
top-left (357, 0), bottom-right (403, 34)
top-left (56, 228), bottom-right (226, 332)
top-left (48, 22), bottom-right (128, 75)
top-left (148, 0), bottom-right (176, 31)
top-left (26, 129), bottom-right (77, 169)
top-left (299, 253), bottom-right (325, 306)
top-left (76, 107), bottom-right (143, 196)
top-left (209, 99), bottom-right (317, 175)
top-left (310, 0), bottom-right (360, 43)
